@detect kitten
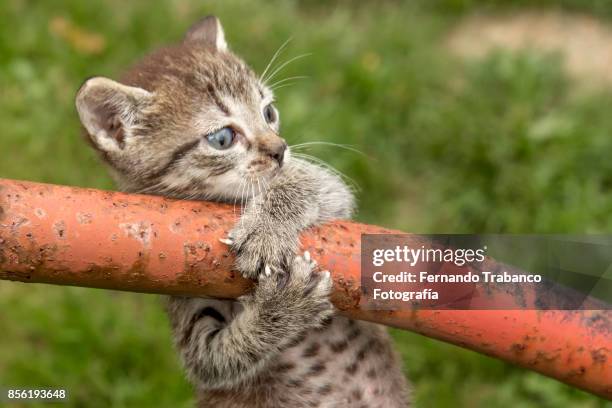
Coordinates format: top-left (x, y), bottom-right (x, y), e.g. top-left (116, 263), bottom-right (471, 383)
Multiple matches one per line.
top-left (75, 16), bottom-right (410, 407)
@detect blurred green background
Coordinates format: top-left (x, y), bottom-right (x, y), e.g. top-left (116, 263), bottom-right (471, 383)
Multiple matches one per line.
top-left (1, 0), bottom-right (612, 407)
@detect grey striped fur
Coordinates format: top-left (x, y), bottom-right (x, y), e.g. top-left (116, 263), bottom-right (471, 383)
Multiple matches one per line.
top-left (75, 15), bottom-right (410, 407)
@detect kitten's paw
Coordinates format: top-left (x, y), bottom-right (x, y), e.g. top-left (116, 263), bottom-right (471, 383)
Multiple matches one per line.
top-left (228, 223), bottom-right (297, 280)
top-left (290, 252), bottom-right (330, 294)
top-left (246, 252), bottom-right (334, 330)
top-left (220, 233), bottom-right (265, 279)
top-left (286, 252), bottom-right (334, 325)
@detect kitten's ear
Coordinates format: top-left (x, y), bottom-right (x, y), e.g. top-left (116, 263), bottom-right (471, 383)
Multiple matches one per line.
top-left (75, 77), bottom-right (152, 153)
top-left (184, 15), bottom-right (228, 51)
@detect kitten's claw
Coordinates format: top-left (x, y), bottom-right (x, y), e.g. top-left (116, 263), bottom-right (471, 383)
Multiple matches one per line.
top-left (219, 238), bottom-right (234, 246)
top-left (302, 251), bottom-right (318, 269)
top-left (264, 265), bottom-right (272, 277)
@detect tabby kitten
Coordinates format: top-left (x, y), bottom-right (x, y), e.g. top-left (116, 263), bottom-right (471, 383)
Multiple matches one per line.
top-left (75, 16), bottom-right (410, 407)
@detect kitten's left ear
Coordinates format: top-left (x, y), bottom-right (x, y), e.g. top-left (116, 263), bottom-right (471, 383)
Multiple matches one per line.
top-left (184, 15), bottom-right (228, 51)
top-left (75, 77), bottom-right (152, 154)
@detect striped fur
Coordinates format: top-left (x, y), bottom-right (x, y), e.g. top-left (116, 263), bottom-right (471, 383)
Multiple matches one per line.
top-left (76, 15), bottom-right (410, 407)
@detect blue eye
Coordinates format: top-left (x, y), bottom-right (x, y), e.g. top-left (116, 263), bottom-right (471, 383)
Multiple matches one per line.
top-left (263, 103), bottom-right (277, 124)
top-left (206, 127), bottom-right (235, 150)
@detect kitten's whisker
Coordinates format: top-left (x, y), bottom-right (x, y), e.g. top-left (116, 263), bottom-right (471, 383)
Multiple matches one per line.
top-left (291, 141), bottom-right (367, 157)
top-left (255, 177), bottom-right (264, 223)
top-left (292, 153), bottom-right (361, 192)
top-left (295, 153), bottom-right (357, 185)
top-left (270, 82), bottom-right (300, 91)
top-left (264, 53), bottom-right (312, 86)
top-left (268, 75), bottom-right (309, 89)
top-left (233, 179), bottom-right (245, 216)
top-left (239, 178), bottom-right (247, 218)
top-left (248, 180), bottom-right (259, 221)
top-left (261, 176), bottom-right (270, 195)
top-left (256, 177), bottom-right (262, 198)
top-left (260, 37), bottom-right (293, 84)
top-left (247, 179), bottom-right (255, 204)
top-left (232, 181), bottom-right (239, 215)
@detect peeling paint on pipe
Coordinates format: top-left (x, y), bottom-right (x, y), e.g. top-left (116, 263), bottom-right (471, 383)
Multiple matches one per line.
top-left (0, 178), bottom-right (610, 399)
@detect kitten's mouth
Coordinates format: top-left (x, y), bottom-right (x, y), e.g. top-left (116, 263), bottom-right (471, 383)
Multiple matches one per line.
top-left (248, 143), bottom-right (289, 174)
top-left (247, 158), bottom-right (284, 176)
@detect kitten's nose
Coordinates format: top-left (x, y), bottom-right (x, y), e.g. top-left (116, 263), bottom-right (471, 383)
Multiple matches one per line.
top-left (259, 137), bottom-right (287, 167)
top-left (271, 142), bottom-right (287, 166)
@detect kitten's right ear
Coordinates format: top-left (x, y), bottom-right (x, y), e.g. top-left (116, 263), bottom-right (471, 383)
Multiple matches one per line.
top-left (184, 15), bottom-right (228, 51)
top-left (75, 77), bottom-right (152, 154)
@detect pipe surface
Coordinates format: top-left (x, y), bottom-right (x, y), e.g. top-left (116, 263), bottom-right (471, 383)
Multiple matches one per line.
top-left (0, 178), bottom-right (610, 399)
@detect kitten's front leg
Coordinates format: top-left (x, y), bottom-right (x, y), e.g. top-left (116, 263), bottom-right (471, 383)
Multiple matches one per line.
top-left (168, 253), bottom-right (333, 389)
top-left (225, 159), bottom-right (353, 279)
top-left (226, 172), bottom-right (317, 279)
top-left (226, 210), bottom-right (301, 279)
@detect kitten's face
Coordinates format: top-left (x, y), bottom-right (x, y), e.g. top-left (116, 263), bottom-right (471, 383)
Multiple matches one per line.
top-left (130, 48), bottom-right (287, 202)
top-left (76, 16), bottom-right (288, 201)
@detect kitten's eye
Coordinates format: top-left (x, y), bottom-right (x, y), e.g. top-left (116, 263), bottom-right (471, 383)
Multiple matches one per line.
top-left (263, 103), bottom-right (278, 124)
top-left (206, 127), bottom-right (235, 150)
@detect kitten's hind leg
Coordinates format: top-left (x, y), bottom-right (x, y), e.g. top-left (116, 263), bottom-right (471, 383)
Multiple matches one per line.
top-left (166, 253), bottom-right (333, 390)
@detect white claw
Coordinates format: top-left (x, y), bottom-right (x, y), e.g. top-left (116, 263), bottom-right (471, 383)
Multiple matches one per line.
top-left (304, 251), bottom-right (311, 262)
top-left (219, 238), bottom-right (234, 246)
top-left (264, 265), bottom-right (272, 276)
top-left (323, 270), bottom-right (331, 279)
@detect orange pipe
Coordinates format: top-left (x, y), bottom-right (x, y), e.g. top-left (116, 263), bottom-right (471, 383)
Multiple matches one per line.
top-left (0, 178), bottom-right (610, 399)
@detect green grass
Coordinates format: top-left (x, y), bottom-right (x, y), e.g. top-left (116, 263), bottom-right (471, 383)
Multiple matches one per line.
top-left (1, 0), bottom-right (612, 407)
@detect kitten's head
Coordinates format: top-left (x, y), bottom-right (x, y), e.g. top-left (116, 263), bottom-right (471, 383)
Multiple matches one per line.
top-left (76, 16), bottom-right (287, 200)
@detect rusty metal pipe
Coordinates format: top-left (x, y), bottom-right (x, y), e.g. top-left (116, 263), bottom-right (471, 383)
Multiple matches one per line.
top-left (0, 178), bottom-right (610, 399)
